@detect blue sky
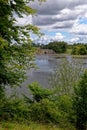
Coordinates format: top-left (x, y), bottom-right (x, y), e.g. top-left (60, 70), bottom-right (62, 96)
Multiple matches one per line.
top-left (16, 0), bottom-right (87, 44)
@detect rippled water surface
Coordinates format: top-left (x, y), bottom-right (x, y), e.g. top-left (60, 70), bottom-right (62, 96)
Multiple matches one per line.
top-left (6, 55), bottom-right (87, 96)
top-left (22, 55), bottom-right (87, 87)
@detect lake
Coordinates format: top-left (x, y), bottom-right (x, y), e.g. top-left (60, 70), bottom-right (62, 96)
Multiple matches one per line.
top-left (22, 55), bottom-right (58, 88)
top-left (6, 54), bottom-right (87, 97)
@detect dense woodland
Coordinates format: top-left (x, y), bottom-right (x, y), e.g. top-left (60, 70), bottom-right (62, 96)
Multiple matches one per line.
top-left (0, 0), bottom-right (87, 130)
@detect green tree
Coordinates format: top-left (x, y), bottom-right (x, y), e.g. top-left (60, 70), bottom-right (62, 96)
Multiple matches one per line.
top-left (71, 44), bottom-right (87, 55)
top-left (73, 70), bottom-right (87, 130)
top-left (78, 45), bottom-right (87, 55)
top-left (47, 41), bottom-right (67, 53)
top-left (0, 0), bottom-right (45, 95)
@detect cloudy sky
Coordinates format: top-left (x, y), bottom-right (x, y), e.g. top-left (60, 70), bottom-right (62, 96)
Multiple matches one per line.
top-left (17, 0), bottom-right (87, 44)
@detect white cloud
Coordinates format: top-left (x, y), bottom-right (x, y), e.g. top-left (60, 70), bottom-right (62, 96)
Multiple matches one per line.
top-left (34, 35), bottom-right (51, 44)
top-left (34, 32), bottom-right (65, 44)
top-left (15, 14), bottom-right (32, 26)
top-left (70, 19), bottom-right (87, 35)
top-left (54, 33), bottom-right (65, 41)
top-left (31, 0), bottom-right (87, 31)
top-left (70, 37), bottom-right (80, 43)
top-left (14, 0), bottom-right (87, 44)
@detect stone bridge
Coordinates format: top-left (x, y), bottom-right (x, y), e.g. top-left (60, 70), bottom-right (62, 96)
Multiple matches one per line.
top-left (37, 49), bottom-right (55, 54)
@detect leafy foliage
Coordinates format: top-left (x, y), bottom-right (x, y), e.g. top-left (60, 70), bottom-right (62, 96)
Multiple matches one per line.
top-left (49, 58), bottom-right (84, 95)
top-left (23, 82), bottom-right (75, 128)
top-left (71, 44), bottom-right (87, 55)
top-left (29, 98), bottom-right (61, 123)
top-left (0, 0), bottom-right (45, 93)
top-left (23, 83), bottom-right (61, 123)
top-left (45, 41), bottom-right (67, 53)
top-left (1, 1), bottom-right (87, 129)
top-left (73, 70), bottom-right (87, 130)
top-left (28, 82), bottom-right (53, 102)
top-left (0, 98), bottom-right (30, 122)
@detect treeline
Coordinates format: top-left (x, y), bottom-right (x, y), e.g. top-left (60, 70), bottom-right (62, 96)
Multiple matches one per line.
top-left (42, 41), bottom-right (67, 53)
top-left (33, 42), bottom-right (87, 55)
top-left (33, 41), bottom-right (67, 53)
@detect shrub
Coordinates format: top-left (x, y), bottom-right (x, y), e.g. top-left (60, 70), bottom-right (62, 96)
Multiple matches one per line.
top-left (73, 70), bottom-right (87, 130)
top-left (0, 98), bottom-right (30, 122)
top-left (24, 82), bottom-right (53, 103)
top-left (29, 98), bottom-right (61, 123)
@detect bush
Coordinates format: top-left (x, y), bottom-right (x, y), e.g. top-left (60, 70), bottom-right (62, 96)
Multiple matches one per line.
top-left (71, 44), bottom-right (87, 55)
top-left (0, 98), bottom-right (30, 122)
top-left (24, 82), bottom-right (53, 103)
top-left (24, 82), bottom-right (75, 128)
top-left (29, 98), bottom-right (61, 123)
top-left (24, 83), bottom-right (60, 123)
top-left (73, 70), bottom-right (87, 130)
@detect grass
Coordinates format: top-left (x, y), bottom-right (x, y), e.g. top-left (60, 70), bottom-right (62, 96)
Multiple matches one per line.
top-left (0, 122), bottom-right (76, 130)
top-left (66, 49), bottom-right (72, 54)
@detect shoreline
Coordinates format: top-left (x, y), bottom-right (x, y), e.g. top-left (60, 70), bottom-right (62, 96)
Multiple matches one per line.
top-left (36, 53), bottom-right (87, 59)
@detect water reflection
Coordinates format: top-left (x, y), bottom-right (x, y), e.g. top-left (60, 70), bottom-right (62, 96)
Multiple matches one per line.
top-left (35, 55), bottom-right (57, 72)
top-left (21, 55), bottom-right (57, 89)
top-left (22, 55), bottom-right (87, 88)
top-left (7, 55), bottom-right (87, 97)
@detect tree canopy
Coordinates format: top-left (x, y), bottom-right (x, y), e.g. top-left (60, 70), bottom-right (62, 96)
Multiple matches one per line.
top-left (71, 43), bottom-right (87, 55)
top-left (44, 41), bottom-right (67, 53)
top-left (0, 0), bottom-right (44, 90)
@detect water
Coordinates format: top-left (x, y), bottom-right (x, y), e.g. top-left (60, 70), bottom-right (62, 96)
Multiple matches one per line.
top-left (22, 55), bottom-right (58, 88)
top-left (6, 54), bottom-right (87, 97)
top-left (21, 55), bottom-right (87, 87)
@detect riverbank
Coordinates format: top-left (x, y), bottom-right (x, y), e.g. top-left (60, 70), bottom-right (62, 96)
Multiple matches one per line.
top-left (36, 53), bottom-right (87, 58)
top-left (72, 55), bottom-right (87, 58)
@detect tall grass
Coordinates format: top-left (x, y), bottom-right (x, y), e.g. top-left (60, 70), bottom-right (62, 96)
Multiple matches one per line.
top-left (0, 122), bottom-right (75, 130)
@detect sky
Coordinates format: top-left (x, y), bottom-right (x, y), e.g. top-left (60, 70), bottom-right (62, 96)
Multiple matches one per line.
top-left (16, 0), bottom-right (87, 44)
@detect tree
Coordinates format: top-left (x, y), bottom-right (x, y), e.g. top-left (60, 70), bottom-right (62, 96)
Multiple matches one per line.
top-left (71, 44), bottom-right (87, 55)
top-left (49, 58), bottom-right (84, 95)
top-left (0, 0), bottom-right (45, 95)
top-left (78, 45), bottom-right (87, 55)
top-left (47, 41), bottom-right (67, 53)
top-left (73, 70), bottom-right (87, 130)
